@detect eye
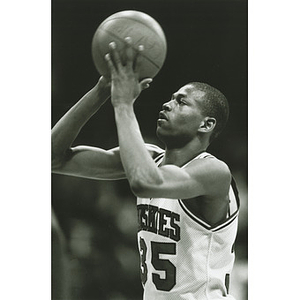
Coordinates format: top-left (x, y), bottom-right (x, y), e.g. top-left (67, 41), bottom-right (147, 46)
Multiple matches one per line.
top-left (177, 97), bottom-right (186, 105)
top-left (171, 94), bottom-right (187, 105)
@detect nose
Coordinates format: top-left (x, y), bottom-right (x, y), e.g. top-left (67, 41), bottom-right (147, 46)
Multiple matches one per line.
top-left (162, 101), bottom-right (172, 111)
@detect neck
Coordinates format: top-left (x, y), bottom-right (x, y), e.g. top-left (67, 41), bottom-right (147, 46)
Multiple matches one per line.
top-left (162, 140), bottom-right (208, 167)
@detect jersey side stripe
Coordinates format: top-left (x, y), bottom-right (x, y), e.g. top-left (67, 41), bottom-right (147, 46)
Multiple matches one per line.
top-left (231, 176), bottom-right (241, 209)
top-left (212, 177), bottom-right (240, 231)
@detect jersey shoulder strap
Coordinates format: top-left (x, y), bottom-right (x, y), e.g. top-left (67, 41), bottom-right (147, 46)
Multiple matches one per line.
top-left (153, 151), bottom-right (165, 165)
top-left (181, 151), bottom-right (213, 168)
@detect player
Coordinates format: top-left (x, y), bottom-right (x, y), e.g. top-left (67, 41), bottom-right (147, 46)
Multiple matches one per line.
top-left (52, 37), bottom-right (240, 299)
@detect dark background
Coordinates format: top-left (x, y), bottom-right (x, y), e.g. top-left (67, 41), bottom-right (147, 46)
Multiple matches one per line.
top-left (51, 0), bottom-right (248, 299)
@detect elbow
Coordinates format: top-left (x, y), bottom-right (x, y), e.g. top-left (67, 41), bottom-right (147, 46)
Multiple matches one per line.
top-left (51, 156), bottom-right (63, 172)
top-left (129, 177), bottom-right (163, 198)
top-left (51, 146), bottom-right (69, 172)
top-left (129, 180), bottom-right (146, 197)
top-left (51, 152), bottom-right (63, 172)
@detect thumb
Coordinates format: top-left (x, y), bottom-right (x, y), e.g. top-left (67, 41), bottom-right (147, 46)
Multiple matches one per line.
top-left (140, 78), bottom-right (153, 90)
top-left (98, 76), bottom-right (111, 86)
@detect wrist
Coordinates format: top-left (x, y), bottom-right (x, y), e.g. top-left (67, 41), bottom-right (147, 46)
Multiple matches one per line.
top-left (112, 92), bottom-right (136, 109)
top-left (94, 77), bottom-right (111, 100)
top-left (113, 102), bottom-right (134, 113)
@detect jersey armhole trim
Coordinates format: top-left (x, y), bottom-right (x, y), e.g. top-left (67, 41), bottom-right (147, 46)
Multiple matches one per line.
top-left (178, 175), bottom-right (240, 231)
top-left (178, 199), bottom-right (239, 231)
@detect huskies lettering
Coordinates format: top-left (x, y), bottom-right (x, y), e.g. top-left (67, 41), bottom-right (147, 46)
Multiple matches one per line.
top-left (137, 204), bottom-right (180, 242)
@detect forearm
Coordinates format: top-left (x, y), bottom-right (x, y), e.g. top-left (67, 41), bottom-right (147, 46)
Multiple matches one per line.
top-left (114, 104), bottom-right (163, 191)
top-left (52, 78), bottom-right (110, 167)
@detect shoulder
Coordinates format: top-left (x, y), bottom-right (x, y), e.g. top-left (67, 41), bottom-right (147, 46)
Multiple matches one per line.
top-left (186, 154), bottom-right (231, 196)
top-left (187, 153), bottom-right (230, 174)
top-left (201, 155), bottom-right (230, 175)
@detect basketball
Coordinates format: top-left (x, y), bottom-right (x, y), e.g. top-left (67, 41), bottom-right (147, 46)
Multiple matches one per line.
top-left (91, 10), bottom-right (167, 79)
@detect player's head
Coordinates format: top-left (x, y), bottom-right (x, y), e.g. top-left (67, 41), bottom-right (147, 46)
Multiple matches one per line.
top-left (156, 82), bottom-right (229, 147)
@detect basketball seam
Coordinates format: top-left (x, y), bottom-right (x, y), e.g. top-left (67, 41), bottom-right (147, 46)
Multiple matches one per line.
top-left (101, 16), bottom-right (166, 38)
top-left (100, 27), bottom-right (163, 70)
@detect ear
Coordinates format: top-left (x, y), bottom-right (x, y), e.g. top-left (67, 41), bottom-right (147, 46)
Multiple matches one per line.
top-left (198, 117), bottom-right (216, 133)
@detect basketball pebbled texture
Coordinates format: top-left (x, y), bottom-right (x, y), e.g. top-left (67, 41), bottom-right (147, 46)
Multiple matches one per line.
top-left (92, 10), bottom-right (167, 79)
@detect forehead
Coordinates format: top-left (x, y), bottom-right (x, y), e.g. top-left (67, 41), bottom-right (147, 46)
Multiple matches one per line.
top-left (174, 85), bottom-right (206, 101)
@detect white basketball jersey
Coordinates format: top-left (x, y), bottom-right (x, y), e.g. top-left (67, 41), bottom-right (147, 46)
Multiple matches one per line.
top-left (137, 152), bottom-right (240, 300)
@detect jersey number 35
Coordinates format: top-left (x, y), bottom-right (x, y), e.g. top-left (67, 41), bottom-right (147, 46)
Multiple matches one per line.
top-left (139, 237), bottom-right (176, 291)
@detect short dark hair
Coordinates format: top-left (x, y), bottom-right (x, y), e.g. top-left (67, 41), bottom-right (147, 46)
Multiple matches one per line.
top-left (188, 82), bottom-right (229, 142)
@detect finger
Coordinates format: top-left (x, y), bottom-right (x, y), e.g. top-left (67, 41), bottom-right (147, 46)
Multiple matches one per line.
top-left (124, 37), bottom-right (135, 70)
top-left (108, 42), bottom-right (122, 70)
top-left (140, 78), bottom-right (153, 90)
top-left (133, 44), bottom-right (144, 72)
top-left (105, 53), bottom-right (117, 78)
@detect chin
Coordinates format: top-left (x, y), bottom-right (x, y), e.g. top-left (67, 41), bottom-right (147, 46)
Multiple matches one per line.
top-left (156, 127), bottom-right (168, 143)
top-left (156, 127), bottom-right (163, 141)
top-left (156, 129), bottom-right (176, 147)
top-left (157, 128), bottom-right (195, 148)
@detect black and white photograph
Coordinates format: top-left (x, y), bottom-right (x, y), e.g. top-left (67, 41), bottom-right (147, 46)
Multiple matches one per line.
top-left (51, 0), bottom-right (248, 299)
top-left (3, 0), bottom-right (300, 299)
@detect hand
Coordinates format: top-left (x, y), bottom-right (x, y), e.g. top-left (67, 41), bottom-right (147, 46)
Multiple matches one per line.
top-left (105, 37), bottom-right (153, 107)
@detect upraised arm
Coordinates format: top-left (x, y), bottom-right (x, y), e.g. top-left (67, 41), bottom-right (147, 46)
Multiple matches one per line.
top-left (52, 76), bottom-right (130, 180)
top-left (52, 74), bottom-right (161, 180)
top-left (52, 76), bottom-right (110, 166)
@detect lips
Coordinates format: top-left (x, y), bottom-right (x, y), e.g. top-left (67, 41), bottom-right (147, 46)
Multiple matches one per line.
top-left (158, 111), bottom-right (168, 121)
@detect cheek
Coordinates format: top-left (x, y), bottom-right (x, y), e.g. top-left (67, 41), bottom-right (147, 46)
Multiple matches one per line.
top-left (175, 115), bottom-right (200, 132)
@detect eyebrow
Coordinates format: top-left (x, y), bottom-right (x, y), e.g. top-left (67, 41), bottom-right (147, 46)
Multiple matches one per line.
top-left (172, 93), bottom-right (186, 99)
